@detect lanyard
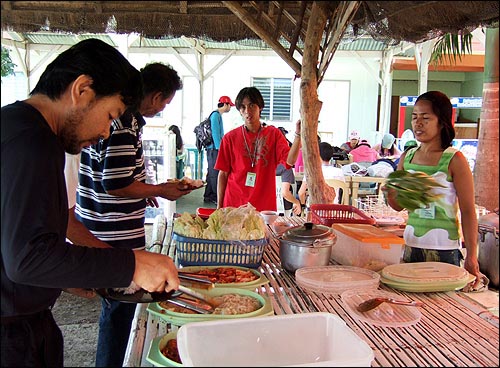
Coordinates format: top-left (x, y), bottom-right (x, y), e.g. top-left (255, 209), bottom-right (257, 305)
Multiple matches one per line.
top-left (242, 125), bottom-right (262, 168)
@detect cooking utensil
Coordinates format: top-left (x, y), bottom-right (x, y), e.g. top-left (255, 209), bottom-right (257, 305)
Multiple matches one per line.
top-left (356, 297), bottom-right (424, 312)
top-left (178, 285), bottom-right (218, 307)
top-left (279, 222), bottom-right (337, 273)
top-left (178, 273), bottom-right (215, 290)
top-left (261, 210), bottom-right (279, 225)
top-left (165, 296), bottom-right (214, 314)
top-left (95, 288), bottom-right (181, 303)
top-left (477, 210), bottom-right (499, 288)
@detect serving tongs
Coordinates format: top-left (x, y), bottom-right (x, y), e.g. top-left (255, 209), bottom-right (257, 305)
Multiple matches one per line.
top-left (178, 272), bottom-right (215, 290)
top-left (94, 274), bottom-right (214, 304)
top-left (356, 297), bottom-right (424, 312)
top-left (165, 295), bottom-right (214, 314)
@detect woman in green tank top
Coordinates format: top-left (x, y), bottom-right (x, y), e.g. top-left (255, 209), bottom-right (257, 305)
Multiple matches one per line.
top-left (384, 91), bottom-right (481, 288)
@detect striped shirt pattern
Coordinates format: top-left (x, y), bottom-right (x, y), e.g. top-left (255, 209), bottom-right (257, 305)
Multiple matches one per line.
top-left (76, 110), bottom-right (147, 249)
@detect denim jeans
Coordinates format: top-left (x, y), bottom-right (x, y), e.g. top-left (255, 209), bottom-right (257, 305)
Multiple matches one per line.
top-left (95, 299), bottom-right (137, 367)
top-left (203, 149), bottom-right (219, 202)
top-left (403, 245), bottom-right (463, 266)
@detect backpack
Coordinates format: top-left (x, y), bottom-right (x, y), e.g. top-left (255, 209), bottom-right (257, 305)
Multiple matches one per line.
top-left (194, 112), bottom-right (214, 151)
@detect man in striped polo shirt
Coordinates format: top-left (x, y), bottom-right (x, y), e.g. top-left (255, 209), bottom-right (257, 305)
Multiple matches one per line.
top-left (75, 62), bottom-right (186, 367)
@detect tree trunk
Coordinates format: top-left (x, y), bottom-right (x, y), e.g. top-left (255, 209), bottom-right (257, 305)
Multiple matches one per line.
top-left (300, 2), bottom-right (335, 205)
top-left (474, 27), bottom-right (499, 211)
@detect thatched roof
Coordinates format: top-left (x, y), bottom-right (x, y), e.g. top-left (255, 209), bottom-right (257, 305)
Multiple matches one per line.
top-left (2, 1), bottom-right (499, 45)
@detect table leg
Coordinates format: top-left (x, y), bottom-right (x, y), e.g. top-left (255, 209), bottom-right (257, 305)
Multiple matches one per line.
top-left (351, 182), bottom-right (359, 205)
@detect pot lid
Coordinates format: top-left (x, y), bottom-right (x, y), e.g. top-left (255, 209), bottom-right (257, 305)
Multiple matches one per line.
top-left (381, 262), bottom-right (469, 284)
top-left (478, 211), bottom-right (499, 229)
top-left (282, 222), bottom-right (336, 244)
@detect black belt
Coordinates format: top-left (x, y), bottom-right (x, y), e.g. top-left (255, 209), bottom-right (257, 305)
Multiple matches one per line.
top-left (1, 309), bottom-right (51, 325)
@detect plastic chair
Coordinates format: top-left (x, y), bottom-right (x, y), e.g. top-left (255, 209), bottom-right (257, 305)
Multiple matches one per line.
top-left (325, 178), bottom-right (350, 205)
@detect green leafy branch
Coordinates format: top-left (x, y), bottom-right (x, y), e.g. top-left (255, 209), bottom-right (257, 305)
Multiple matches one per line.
top-left (1, 46), bottom-right (16, 78)
top-left (430, 32), bottom-right (473, 67)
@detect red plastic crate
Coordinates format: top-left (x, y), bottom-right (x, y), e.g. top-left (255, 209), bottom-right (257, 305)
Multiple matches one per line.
top-left (310, 204), bottom-right (375, 226)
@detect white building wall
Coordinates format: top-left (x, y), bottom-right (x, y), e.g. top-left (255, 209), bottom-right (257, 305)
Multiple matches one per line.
top-left (2, 42), bottom-right (381, 147)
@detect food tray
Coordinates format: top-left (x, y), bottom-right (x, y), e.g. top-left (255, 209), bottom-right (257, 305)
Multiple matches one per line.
top-left (178, 265), bottom-right (269, 290)
top-left (146, 331), bottom-right (183, 367)
top-left (147, 287), bottom-right (274, 326)
top-left (310, 204), bottom-right (376, 226)
top-left (173, 233), bottom-right (267, 269)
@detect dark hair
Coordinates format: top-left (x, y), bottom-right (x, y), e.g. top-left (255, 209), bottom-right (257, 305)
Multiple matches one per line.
top-left (30, 38), bottom-right (142, 108)
top-left (140, 62), bottom-right (182, 99)
top-left (415, 91), bottom-right (455, 148)
top-left (217, 102), bottom-right (225, 108)
top-left (168, 124), bottom-right (183, 150)
top-left (278, 127), bottom-right (292, 147)
top-left (235, 87), bottom-right (265, 111)
top-left (319, 142), bottom-right (334, 162)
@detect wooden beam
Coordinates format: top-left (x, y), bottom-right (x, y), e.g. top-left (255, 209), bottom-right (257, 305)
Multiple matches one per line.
top-left (223, 1), bottom-right (301, 77)
top-left (288, 0), bottom-right (307, 57)
top-left (318, 1), bottom-right (361, 85)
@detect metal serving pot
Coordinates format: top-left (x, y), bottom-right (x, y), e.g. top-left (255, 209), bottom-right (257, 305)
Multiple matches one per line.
top-left (279, 222), bottom-right (337, 273)
top-left (477, 211), bottom-right (499, 288)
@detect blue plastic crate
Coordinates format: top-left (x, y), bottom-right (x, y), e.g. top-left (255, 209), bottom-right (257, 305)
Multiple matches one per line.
top-left (173, 233), bottom-right (268, 269)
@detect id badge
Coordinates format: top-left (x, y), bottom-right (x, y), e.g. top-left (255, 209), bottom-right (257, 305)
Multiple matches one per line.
top-left (418, 202), bottom-right (435, 219)
top-left (245, 172), bottom-right (256, 187)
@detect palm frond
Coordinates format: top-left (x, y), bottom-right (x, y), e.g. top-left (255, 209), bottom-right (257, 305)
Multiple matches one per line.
top-left (430, 32), bottom-right (473, 67)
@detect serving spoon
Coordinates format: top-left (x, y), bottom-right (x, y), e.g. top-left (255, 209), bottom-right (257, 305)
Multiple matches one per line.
top-left (356, 297), bottom-right (424, 312)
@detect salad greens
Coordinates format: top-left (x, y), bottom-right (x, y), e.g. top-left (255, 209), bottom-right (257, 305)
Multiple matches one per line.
top-left (385, 170), bottom-right (445, 211)
top-left (173, 204), bottom-right (266, 240)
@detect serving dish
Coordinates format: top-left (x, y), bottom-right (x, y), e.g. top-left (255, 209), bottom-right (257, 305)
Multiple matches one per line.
top-left (178, 265), bottom-right (269, 290)
top-left (147, 331), bottom-right (183, 367)
top-left (147, 287), bottom-right (274, 326)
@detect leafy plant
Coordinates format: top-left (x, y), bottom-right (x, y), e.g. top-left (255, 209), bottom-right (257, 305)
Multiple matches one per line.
top-left (430, 32), bottom-right (473, 67)
top-left (1, 46), bottom-right (16, 78)
top-left (385, 170), bottom-right (445, 211)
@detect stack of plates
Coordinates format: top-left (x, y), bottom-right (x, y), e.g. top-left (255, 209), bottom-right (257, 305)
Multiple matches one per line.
top-left (380, 262), bottom-right (475, 292)
top-left (296, 266), bottom-right (380, 294)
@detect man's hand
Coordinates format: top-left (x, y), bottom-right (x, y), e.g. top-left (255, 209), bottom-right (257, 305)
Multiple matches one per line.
top-left (132, 250), bottom-right (180, 293)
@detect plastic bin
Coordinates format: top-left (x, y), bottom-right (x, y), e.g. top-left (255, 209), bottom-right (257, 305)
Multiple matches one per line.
top-left (177, 312), bottom-right (374, 367)
top-left (330, 223), bottom-right (405, 271)
top-left (310, 204), bottom-right (376, 226)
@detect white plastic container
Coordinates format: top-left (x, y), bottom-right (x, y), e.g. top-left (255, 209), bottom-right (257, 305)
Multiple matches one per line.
top-left (295, 265), bottom-right (380, 294)
top-left (177, 312), bottom-right (374, 367)
top-left (331, 223), bottom-right (405, 271)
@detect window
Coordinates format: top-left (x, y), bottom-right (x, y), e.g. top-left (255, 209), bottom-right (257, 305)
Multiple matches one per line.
top-left (252, 77), bottom-right (292, 121)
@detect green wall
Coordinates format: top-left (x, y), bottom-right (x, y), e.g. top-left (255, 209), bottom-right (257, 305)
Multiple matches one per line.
top-left (391, 70), bottom-right (483, 130)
